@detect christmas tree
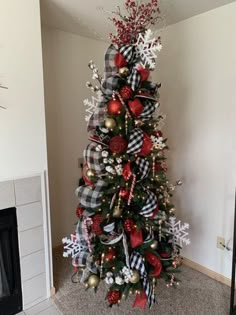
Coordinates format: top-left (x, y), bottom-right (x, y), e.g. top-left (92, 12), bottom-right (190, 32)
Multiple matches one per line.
top-left (63, 0), bottom-right (190, 309)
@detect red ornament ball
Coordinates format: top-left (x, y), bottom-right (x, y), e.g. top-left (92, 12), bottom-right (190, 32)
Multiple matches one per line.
top-left (120, 85), bottom-right (133, 100)
top-left (124, 219), bottom-right (135, 232)
top-left (138, 132), bottom-right (152, 156)
top-left (107, 99), bottom-right (122, 115)
top-left (109, 136), bottom-right (128, 154)
top-left (107, 290), bottom-right (120, 305)
top-left (91, 214), bottom-right (103, 236)
top-left (128, 98), bottom-right (144, 117)
top-left (105, 248), bottom-right (116, 262)
top-left (114, 52), bottom-right (127, 68)
top-left (76, 207), bottom-right (84, 218)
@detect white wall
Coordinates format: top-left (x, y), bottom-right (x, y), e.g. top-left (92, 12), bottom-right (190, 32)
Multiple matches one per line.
top-left (0, 0), bottom-right (53, 304)
top-left (155, 2), bottom-right (236, 279)
top-left (42, 27), bottom-right (107, 246)
top-left (0, 0), bottom-right (48, 180)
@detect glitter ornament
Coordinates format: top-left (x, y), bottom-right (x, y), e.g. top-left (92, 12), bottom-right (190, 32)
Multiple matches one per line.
top-left (91, 214), bottom-right (103, 236)
top-left (120, 86), bottom-right (133, 100)
top-left (107, 99), bottom-right (122, 115)
top-left (107, 290), bottom-right (120, 305)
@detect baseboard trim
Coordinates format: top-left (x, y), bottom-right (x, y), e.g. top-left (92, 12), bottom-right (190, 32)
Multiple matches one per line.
top-left (182, 257), bottom-right (231, 287)
top-left (50, 286), bottom-right (56, 296)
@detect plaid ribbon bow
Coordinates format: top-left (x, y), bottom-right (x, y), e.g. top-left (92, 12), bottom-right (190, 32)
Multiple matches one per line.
top-left (76, 179), bottom-right (107, 209)
top-left (72, 221), bottom-right (98, 282)
top-left (130, 251), bottom-right (155, 308)
top-left (120, 45), bottom-right (141, 91)
top-left (84, 142), bottom-right (105, 175)
top-left (102, 45), bottom-right (123, 97)
top-left (138, 99), bottom-right (158, 120)
top-left (136, 157), bottom-right (149, 181)
top-left (140, 189), bottom-right (158, 217)
top-left (127, 128), bottom-right (144, 155)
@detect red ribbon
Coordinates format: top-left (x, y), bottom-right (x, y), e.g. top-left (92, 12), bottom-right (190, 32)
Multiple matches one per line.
top-left (133, 290), bottom-right (147, 309)
top-left (145, 251), bottom-right (162, 277)
top-left (130, 229), bottom-right (143, 248)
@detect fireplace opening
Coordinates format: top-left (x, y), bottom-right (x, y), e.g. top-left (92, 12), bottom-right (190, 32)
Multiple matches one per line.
top-left (0, 208), bottom-right (22, 315)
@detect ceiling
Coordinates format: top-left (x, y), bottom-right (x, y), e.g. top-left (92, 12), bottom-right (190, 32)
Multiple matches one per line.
top-left (40, 0), bottom-right (235, 41)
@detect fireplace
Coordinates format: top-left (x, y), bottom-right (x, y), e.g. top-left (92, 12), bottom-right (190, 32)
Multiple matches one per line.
top-left (0, 207), bottom-right (22, 315)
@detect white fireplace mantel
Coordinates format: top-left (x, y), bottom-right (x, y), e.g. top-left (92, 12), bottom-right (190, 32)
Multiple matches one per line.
top-left (0, 174), bottom-right (53, 310)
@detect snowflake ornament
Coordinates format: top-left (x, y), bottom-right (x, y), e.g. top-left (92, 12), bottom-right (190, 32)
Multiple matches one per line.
top-left (151, 135), bottom-right (166, 149)
top-left (62, 234), bottom-right (87, 258)
top-left (115, 276), bottom-right (125, 285)
top-left (167, 217), bottom-right (190, 248)
top-left (83, 96), bottom-right (99, 123)
top-left (136, 29), bottom-right (162, 70)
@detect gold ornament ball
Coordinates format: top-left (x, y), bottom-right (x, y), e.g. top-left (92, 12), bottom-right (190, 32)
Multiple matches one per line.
top-left (105, 117), bottom-right (116, 130)
top-left (130, 270), bottom-right (140, 284)
top-left (113, 206), bottom-right (122, 218)
top-left (87, 274), bottom-right (100, 288)
top-left (86, 169), bottom-right (95, 178)
top-left (150, 240), bottom-right (158, 250)
top-left (119, 67), bottom-right (129, 77)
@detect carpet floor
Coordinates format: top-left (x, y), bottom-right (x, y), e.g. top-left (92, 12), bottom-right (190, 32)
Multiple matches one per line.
top-left (53, 249), bottom-right (231, 315)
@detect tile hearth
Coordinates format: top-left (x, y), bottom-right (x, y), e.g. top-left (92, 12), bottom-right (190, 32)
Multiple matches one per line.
top-left (0, 175), bottom-right (49, 311)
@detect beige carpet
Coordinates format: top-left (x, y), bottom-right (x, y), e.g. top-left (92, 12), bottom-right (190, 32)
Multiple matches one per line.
top-left (53, 249), bottom-right (230, 315)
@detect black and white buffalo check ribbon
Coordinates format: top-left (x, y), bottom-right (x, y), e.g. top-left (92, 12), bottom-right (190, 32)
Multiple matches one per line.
top-left (120, 45), bottom-right (136, 64)
top-left (139, 100), bottom-right (158, 120)
top-left (127, 68), bottom-right (141, 91)
top-left (102, 45), bottom-right (123, 97)
top-left (136, 157), bottom-right (149, 181)
top-left (130, 251), bottom-right (155, 308)
top-left (76, 179), bottom-right (107, 209)
top-left (140, 189), bottom-right (157, 217)
top-left (84, 142), bottom-right (105, 175)
top-left (72, 221), bottom-right (98, 282)
top-left (127, 128), bottom-right (143, 154)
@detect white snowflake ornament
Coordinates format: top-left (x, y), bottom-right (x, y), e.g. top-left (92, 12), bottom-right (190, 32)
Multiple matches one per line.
top-left (62, 234), bottom-right (87, 258)
top-left (167, 217), bottom-right (190, 248)
top-left (136, 29), bottom-right (162, 70)
top-left (83, 96), bottom-right (100, 123)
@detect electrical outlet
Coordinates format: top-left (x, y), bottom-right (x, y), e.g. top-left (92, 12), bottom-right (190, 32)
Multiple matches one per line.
top-left (78, 157), bottom-right (83, 169)
top-left (217, 236), bottom-right (225, 250)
